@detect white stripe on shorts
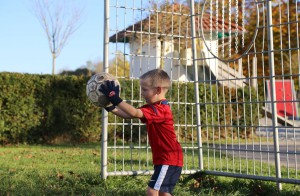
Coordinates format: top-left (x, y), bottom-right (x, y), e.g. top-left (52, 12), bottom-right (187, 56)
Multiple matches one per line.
top-left (154, 165), bottom-right (169, 190)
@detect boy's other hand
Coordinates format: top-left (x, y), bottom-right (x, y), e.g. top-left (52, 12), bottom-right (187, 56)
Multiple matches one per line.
top-left (99, 80), bottom-right (123, 106)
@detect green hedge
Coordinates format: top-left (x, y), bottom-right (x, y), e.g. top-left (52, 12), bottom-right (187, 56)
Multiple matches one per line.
top-left (0, 73), bottom-right (260, 144)
top-left (0, 73), bottom-right (100, 144)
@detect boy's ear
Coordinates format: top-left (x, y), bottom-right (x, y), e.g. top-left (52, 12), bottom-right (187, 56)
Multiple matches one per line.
top-left (156, 87), bottom-right (162, 94)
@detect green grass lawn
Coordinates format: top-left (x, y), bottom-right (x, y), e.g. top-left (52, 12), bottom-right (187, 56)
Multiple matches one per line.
top-left (0, 143), bottom-right (299, 195)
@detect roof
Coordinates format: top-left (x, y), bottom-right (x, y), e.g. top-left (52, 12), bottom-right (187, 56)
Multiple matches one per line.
top-left (109, 3), bottom-right (244, 43)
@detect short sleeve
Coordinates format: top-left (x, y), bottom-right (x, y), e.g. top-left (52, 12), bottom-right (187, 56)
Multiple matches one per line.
top-left (140, 104), bottom-right (172, 124)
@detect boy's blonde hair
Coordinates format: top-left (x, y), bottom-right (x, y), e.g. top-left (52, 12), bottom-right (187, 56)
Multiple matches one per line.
top-left (140, 69), bottom-right (171, 89)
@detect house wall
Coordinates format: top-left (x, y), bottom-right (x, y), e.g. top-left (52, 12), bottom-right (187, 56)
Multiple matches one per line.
top-left (129, 39), bottom-right (160, 78)
top-left (129, 38), bottom-right (221, 82)
top-left (129, 39), bottom-right (190, 81)
top-left (163, 41), bottom-right (191, 81)
top-left (173, 39), bottom-right (219, 82)
top-left (200, 40), bottom-right (219, 80)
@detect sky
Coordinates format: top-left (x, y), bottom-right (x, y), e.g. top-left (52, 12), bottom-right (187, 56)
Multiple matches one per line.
top-left (0, 0), bottom-right (104, 75)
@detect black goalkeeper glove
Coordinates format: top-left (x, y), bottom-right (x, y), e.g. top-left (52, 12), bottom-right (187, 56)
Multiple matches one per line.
top-left (99, 80), bottom-right (123, 106)
top-left (104, 104), bottom-right (116, 112)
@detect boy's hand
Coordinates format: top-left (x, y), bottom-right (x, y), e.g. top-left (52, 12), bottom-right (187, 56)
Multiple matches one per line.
top-left (99, 80), bottom-right (123, 106)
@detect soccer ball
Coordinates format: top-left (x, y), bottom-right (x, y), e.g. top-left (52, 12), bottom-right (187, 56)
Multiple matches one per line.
top-left (86, 72), bottom-right (120, 107)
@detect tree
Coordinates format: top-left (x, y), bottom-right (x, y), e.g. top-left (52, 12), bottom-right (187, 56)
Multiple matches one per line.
top-left (58, 55), bottom-right (130, 78)
top-left (59, 60), bottom-right (103, 76)
top-left (109, 51), bottom-right (130, 77)
top-left (32, 0), bottom-right (84, 75)
top-left (242, 0), bottom-right (300, 77)
top-left (59, 67), bottom-right (90, 76)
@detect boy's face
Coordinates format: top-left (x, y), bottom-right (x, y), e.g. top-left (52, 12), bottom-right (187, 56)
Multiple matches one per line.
top-left (140, 78), bottom-right (158, 104)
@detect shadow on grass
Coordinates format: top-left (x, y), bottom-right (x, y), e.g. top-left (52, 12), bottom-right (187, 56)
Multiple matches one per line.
top-left (179, 171), bottom-right (300, 196)
top-left (30, 142), bottom-right (100, 149)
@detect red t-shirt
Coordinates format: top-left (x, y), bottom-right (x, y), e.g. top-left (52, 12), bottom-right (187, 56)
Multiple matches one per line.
top-left (140, 100), bottom-right (183, 166)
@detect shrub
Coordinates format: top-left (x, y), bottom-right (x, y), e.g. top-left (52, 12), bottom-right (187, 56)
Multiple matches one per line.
top-left (0, 73), bottom-right (260, 144)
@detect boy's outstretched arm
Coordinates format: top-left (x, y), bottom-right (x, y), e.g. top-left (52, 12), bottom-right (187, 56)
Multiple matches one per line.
top-left (104, 103), bottom-right (131, 119)
top-left (115, 101), bottom-right (143, 119)
top-left (99, 80), bottom-right (144, 119)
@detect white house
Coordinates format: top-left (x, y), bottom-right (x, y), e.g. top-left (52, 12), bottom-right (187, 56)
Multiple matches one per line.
top-left (109, 3), bottom-right (248, 88)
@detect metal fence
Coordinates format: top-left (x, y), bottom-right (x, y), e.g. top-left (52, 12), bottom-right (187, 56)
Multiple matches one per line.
top-left (101, 0), bottom-right (300, 190)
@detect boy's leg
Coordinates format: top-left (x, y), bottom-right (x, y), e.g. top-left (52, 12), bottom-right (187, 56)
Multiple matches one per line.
top-left (147, 165), bottom-right (182, 196)
top-left (147, 186), bottom-right (158, 196)
top-left (147, 186), bottom-right (172, 196)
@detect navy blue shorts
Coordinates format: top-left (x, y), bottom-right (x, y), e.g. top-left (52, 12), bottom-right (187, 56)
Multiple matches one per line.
top-left (148, 165), bottom-right (182, 194)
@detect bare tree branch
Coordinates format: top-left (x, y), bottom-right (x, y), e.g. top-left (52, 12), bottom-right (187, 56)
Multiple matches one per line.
top-left (31, 0), bottom-right (84, 75)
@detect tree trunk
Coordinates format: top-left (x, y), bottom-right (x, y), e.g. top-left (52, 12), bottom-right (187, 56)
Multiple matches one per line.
top-left (52, 53), bottom-right (56, 75)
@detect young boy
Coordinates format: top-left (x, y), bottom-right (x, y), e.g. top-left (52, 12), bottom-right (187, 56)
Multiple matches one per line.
top-left (99, 69), bottom-right (183, 196)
